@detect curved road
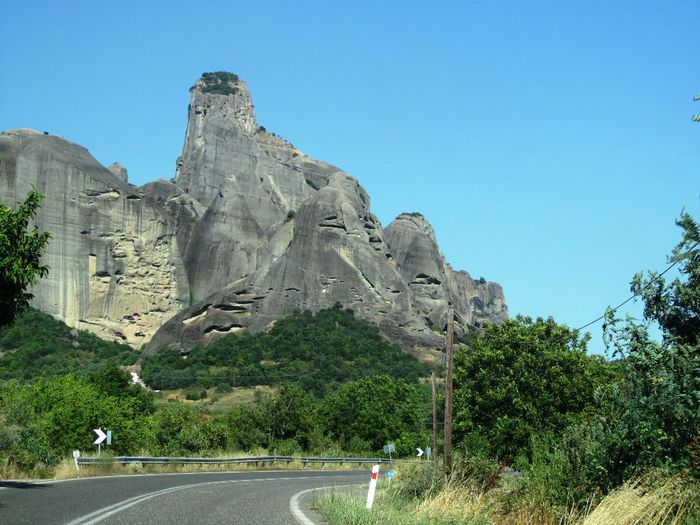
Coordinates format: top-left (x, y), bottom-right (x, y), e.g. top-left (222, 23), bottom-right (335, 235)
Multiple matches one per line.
top-left (0, 470), bottom-right (367, 524)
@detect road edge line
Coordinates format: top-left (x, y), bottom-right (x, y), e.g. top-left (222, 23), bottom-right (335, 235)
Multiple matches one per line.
top-left (290, 484), bottom-right (358, 525)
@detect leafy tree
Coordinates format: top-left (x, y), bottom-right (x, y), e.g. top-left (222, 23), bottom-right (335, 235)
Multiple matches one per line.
top-left (321, 374), bottom-right (426, 454)
top-left (263, 383), bottom-right (320, 449)
top-left (0, 371), bottom-right (155, 465)
top-left (0, 188), bottom-right (51, 326)
top-left (629, 212), bottom-right (700, 346)
top-left (601, 212), bottom-right (700, 478)
top-left (453, 316), bottom-right (616, 461)
top-left (219, 384), bottom-right (321, 452)
top-left (148, 403), bottom-right (226, 455)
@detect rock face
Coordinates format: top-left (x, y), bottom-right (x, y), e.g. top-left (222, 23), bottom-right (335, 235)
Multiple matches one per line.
top-left (174, 76), bottom-right (336, 303)
top-left (0, 73), bottom-right (507, 355)
top-left (383, 213), bottom-right (508, 336)
top-left (0, 130), bottom-right (194, 345)
top-left (148, 172), bottom-right (447, 356)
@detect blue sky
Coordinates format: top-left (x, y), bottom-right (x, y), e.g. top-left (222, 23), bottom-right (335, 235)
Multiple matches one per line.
top-left (2, 1), bottom-right (698, 354)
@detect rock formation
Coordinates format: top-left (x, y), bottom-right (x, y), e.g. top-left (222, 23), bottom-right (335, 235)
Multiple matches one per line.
top-left (0, 72), bottom-right (507, 356)
top-left (0, 130), bottom-right (195, 345)
top-left (384, 213), bottom-right (507, 333)
top-left (173, 74), bottom-right (336, 302)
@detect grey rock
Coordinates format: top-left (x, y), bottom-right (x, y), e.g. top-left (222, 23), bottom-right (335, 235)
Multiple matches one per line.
top-left (1, 74), bottom-right (507, 358)
top-left (148, 172), bottom-right (444, 357)
top-left (107, 162), bottom-right (128, 183)
top-left (384, 213), bottom-right (508, 337)
top-left (0, 129), bottom-right (191, 346)
top-left (174, 76), bottom-right (336, 303)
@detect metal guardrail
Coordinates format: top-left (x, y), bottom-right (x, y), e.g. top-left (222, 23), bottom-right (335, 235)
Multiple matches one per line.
top-left (76, 455), bottom-right (392, 466)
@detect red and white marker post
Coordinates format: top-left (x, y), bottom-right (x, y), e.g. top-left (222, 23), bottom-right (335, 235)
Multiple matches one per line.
top-left (366, 464), bottom-right (381, 509)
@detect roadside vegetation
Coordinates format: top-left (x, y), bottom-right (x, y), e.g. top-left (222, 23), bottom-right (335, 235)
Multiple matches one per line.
top-left (316, 461), bottom-right (699, 525)
top-left (0, 188), bottom-right (697, 523)
top-left (0, 306), bottom-right (431, 477)
top-left (316, 212), bottom-right (700, 524)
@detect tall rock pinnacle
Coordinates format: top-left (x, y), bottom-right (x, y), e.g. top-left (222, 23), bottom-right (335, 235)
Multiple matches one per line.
top-left (0, 72), bottom-right (507, 356)
top-left (173, 72), bottom-right (337, 302)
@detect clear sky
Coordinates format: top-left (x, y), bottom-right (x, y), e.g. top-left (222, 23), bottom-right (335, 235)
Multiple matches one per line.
top-left (2, 1), bottom-right (698, 355)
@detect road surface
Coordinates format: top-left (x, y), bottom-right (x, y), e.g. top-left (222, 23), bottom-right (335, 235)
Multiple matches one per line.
top-left (0, 470), bottom-right (367, 524)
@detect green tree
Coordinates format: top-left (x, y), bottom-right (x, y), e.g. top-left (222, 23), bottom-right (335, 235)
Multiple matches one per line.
top-left (601, 212), bottom-right (700, 478)
top-left (453, 316), bottom-right (616, 461)
top-left (629, 212), bottom-right (700, 346)
top-left (321, 374), bottom-right (426, 454)
top-left (0, 188), bottom-right (51, 326)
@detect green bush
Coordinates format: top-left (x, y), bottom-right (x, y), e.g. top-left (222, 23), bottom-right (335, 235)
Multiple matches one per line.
top-left (321, 374), bottom-right (427, 454)
top-left (184, 387), bottom-right (207, 401)
top-left (196, 71), bottom-right (240, 95)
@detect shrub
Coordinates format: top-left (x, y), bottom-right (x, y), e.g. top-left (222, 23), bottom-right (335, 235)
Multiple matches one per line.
top-left (196, 71), bottom-right (240, 95)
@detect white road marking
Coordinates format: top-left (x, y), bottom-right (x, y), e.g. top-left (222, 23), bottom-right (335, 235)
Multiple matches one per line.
top-left (65, 475), bottom-right (331, 525)
top-left (290, 484), bottom-right (359, 525)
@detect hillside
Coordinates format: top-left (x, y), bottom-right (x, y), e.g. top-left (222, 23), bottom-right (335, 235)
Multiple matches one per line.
top-left (142, 306), bottom-right (429, 397)
top-left (0, 306), bottom-right (428, 396)
top-left (0, 308), bottom-right (138, 380)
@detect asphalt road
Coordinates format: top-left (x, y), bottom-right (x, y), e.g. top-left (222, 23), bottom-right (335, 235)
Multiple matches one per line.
top-left (0, 470), bottom-right (368, 525)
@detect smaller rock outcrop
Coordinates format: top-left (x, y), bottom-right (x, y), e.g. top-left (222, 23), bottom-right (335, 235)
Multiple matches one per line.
top-left (384, 213), bottom-right (507, 337)
top-left (107, 162), bottom-right (128, 183)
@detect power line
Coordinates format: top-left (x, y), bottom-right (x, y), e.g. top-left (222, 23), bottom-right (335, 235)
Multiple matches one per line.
top-left (576, 239), bottom-right (700, 332)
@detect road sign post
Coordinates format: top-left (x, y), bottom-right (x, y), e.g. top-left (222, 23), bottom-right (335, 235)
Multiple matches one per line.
top-left (93, 428), bottom-right (109, 455)
top-left (383, 443), bottom-right (395, 460)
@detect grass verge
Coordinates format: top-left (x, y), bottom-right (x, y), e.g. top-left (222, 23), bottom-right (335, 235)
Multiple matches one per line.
top-left (315, 464), bottom-right (699, 525)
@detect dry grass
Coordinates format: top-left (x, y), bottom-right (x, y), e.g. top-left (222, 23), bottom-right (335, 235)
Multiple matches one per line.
top-left (582, 474), bottom-right (699, 525)
top-left (318, 468), bottom-right (699, 525)
top-left (157, 385), bottom-right (276, 411)
top-left (413, 484), bottom-right (492, 521)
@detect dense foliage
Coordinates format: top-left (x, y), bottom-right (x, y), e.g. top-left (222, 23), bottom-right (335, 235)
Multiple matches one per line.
top-left (452, 213), bottom-right (699, 505)
top-left (0, 307), bottom-right (139, 380)
top-left (196, 71), bottom-right (240, 95)
top-left (322, 375), bottom-right (427, 454)
top-left (595, 212), bottom-right (700, 481)
top-left (0, 188), bottom-right (51, 326)
top-left (0, 366), bottom-right (155, 472)
top-left (0, 370), bottom-right (427, 475)
top-left (141, 307), bottom-right (429, 396)
top-left (453, 316), bottom-right (617, 462)
top-left (0, 306), bottom-right (432, 475)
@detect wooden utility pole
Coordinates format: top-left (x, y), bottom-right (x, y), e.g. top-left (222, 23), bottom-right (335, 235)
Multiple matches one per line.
top-left (431, 370), bottom-right (438, 460)
top-left (444, 304), bottom-right (455, 479)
